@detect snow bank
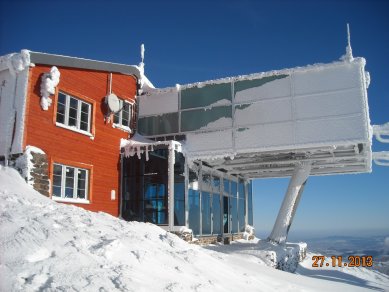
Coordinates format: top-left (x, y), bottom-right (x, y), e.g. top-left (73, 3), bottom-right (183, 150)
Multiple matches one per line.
top-left (296, 252), bottom-right (389, 290)
top-left (1, 166), bottom-right (387, 291)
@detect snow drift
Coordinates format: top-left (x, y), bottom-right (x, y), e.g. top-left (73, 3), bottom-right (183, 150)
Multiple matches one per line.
top-left (1, 166), bottom-right (388, 291)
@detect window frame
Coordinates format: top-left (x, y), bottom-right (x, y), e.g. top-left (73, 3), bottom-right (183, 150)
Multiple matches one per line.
top-left (52, 163), bottom-right (90, 204)
top-left (56, 91), bottom-right (93, 136)
top-left (113, 99), bottom-right (133, 132)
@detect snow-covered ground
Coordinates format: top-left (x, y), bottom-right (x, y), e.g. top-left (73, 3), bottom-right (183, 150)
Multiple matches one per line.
top-left (1, 166), bottom-right (388, 291)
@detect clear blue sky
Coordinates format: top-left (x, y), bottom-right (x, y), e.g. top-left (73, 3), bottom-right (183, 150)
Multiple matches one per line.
top-left (1, 0), bottom-right (388, 238)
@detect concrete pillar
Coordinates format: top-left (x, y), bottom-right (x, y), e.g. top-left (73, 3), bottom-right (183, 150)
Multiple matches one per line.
top-left (268, 161), bottom-right (311, 245)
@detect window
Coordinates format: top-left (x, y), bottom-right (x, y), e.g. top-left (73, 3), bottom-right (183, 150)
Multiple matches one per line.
top-left (56, 92), bottom-right (92, 133)
top-left (113, 100), bottom-right (132, 131)
top-left (52, 163), bottom-right (89, 202)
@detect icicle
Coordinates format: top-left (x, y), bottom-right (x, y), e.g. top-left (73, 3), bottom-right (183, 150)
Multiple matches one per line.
top-left (124, 146), bottom-right (130, 157)
top-left (136, 146), bottom-right (141, 159)
top-left (145, 145), bottom-right (149, 161)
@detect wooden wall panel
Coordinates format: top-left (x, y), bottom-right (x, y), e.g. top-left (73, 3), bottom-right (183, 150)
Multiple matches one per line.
top-left (24, 64), bottom-right (138, 216)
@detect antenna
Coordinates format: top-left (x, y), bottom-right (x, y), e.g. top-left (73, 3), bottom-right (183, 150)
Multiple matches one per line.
top-left (140, 44), bottom-right (145, 65)
top-left (344, 23), bottom-right (353, 62)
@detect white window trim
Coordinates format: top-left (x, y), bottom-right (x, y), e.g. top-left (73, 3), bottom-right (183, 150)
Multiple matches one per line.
top-left (112, 123), bottom-right (133, 133)
top-left (113, 99), bottom-right (133, 133)
top-left (52, 163), bottom-right (90, 203)
top-left (52, 197), bottom-right (90, 204)
top-left (57, 92), bottom-right (92, 135)
top-left (56, 122), bottom-right (94, 138)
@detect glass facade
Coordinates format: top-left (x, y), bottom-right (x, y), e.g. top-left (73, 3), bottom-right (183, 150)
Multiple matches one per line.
top-left (174, 152), bottom-right (185, 226)
top-left (201, 191), bottom-right (212, 235)
top-left (188, 168), bottom-right (200, 235)
top-left (212, 193), bottom-right (221, 235)
top-left (122, 148), bottom-right (168, 224)
top-left (122, 147), bottom-right (253, 237)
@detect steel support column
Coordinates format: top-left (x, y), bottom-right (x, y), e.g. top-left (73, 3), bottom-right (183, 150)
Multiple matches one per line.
top-left (268, 161), bottom-right (311, 244)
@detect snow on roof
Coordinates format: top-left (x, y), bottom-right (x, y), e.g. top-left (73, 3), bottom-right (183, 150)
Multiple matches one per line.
top-left (29, 51), bottom-right (141, 78)
top-left (0, 50), bottom-right (30, 75)
top-left (148, 57), bottom-right (367, 94)
top-left (1, 50), bottom-right (142, 78)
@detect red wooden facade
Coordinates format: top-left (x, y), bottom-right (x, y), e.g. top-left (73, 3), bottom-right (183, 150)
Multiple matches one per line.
top-left (23, 64), bottom-right (137, 216)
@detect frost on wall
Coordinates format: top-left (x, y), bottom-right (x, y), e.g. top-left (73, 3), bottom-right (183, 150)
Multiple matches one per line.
top-left (0, 50), bottom-right (31, 157)
top-left (40, 66), bottom-right (60, 110)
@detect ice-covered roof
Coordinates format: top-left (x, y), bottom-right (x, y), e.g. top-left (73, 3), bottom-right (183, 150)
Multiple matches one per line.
top-left (0, 50), bottom-right (141, 78)
top-left (29, 51), bottom-right (141, 78)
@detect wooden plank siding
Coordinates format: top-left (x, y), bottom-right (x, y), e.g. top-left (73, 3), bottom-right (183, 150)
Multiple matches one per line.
top-left (24, 64), bottom-right (138, 216)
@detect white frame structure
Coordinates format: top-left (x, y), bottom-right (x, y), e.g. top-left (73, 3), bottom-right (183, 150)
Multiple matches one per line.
top-left (52, 163), bottom-right (89, 203)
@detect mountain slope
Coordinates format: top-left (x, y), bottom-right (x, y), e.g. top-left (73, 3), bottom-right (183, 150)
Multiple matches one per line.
top-left (0, 166), bottom-right (386, 291)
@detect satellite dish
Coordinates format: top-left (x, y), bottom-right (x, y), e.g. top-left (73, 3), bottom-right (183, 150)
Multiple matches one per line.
top-left (106, 93), bottom-right (120, 113)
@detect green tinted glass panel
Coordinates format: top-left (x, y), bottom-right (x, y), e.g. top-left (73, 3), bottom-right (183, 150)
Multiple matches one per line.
top-left (138, 112), bottom-right (179, 136)
top-left (181, 83), bottom-right (231, 109)
top-left (234, 74), bottom-right (288, 95)
top-left (181, 106), bottom-right (232, 132)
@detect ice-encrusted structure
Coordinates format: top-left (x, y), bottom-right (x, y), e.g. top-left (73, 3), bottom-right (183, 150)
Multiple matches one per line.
top-left (137, 57), bottom-right (372, 179)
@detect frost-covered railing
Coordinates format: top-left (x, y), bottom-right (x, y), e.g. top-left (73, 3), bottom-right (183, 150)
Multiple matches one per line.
top-left (372, 123), bottom-right (389, 166)
top-left (373, 123), bottom-right (389, 143)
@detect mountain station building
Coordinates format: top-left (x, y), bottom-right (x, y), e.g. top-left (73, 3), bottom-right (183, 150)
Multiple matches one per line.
top-left (1, 47), bottom-right (386, 243)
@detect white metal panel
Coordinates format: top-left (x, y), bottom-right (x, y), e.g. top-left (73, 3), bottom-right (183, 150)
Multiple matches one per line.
top-left (235, 99), bottom-right (292, 126)
top-left (295, 115), bottom-right (367, 144)
top-left (185, 129), bottom-right (233, 153)
top-left (235, 122), bottom-right (294, 150)
top-left (294, 88), bottom-right (363, 120)
top-left (293, 62), bottom-right (361, 95)
top-left (139, 89), bottom-right (178, 116)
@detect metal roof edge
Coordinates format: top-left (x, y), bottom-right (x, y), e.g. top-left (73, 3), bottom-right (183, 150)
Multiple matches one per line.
top-left (29, 51), bottom-right (141, 78)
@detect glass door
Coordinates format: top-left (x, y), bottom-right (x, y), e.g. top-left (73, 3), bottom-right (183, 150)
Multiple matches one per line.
top-left (223, 196), bottom-right (229, 234)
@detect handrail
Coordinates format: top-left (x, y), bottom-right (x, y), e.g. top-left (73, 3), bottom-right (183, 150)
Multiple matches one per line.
top-left (373, 123), bottom-right (389, 143)
top-left (373, 151), bottom-right (389, 166)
